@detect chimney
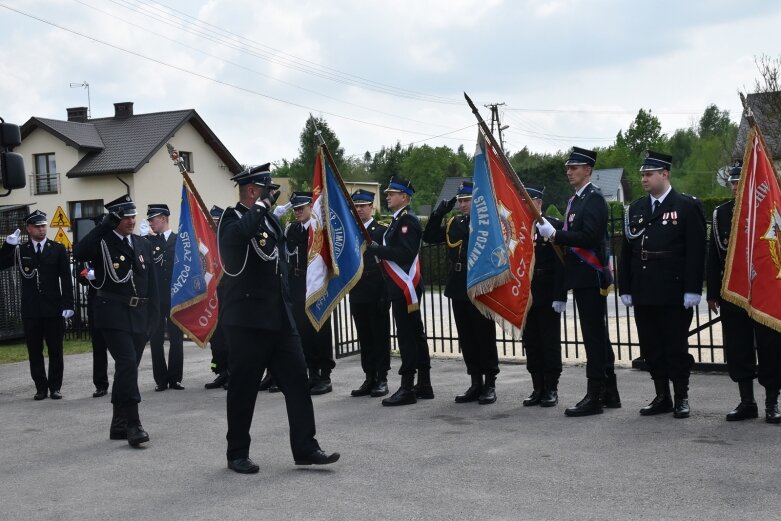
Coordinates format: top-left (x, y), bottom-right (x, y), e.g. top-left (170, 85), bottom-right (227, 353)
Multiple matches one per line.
top-left (114, 102), bottom-right (134, 119)
top-left (66, 107), bottom-right (89, 123)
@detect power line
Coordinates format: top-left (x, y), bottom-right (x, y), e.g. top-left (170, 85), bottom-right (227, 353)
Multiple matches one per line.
top-left (505, 107), bottom-right (700, 116)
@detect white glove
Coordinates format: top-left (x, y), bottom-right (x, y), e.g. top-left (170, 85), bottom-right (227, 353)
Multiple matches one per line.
top-left (536, 218), bottom-right (555, 239)
top-left (139, 220), bottom-right (150, 237)
top-left (5, 228), bottom-right (21, 246)
top-left (273, 202), bottom-right (292, 218)
top-left (620, 294), bottom-right (633, 307)
top-left (86, 269), bottom-right (96, 281)
top-left (683, 293), bottom-right (701, 309)
top-left (62, 309), bottom-right (75, 319)
top-left (552, 301), bottom-right (566, 313)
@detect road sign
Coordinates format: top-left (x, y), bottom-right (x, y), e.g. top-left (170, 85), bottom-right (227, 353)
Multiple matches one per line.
top-left (50, 206), bottom-right (71, 228)
top-left (53, 227), bottom-right (72, 249)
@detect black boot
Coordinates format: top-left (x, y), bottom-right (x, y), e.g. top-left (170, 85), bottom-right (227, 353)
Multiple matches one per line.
top-left (522, 373), bottom-right (543, 406)
top-left (726, 380), bottom-right (758, 421)
top-left (109, 403), bottom-right (127, 440)
top-left (307, 369), bottom-right (319, 390)
top-left (478, 374), bottom-right (496, 405)
top-left (601, 371), bottom-right (622, 408)
top-left (124, 404), bottom-right (149, 447)
top-left (351, 374), bottom-right (375, 397)
top-left (382, 374), bottom-right (417, 406)
top-left (414, 369), bottom-right (434, 399)
top-left (564, 379), bottom-right (604, 417)
top-left (311, 368), bottom-right (333, 395)
top-left (206, 371), bottom-right (230, 390)
top-left (370, 371), bottom-right (389, 397)
top-left (257, 371), bottom-right (273, 391)
top-left (640, 378), bottom-right (673, 416)
top-left (455, 373), bottom-right (482, 403)
top-left (672, 379), bottom-right (690, 419)
top-left (766, 388), bottom-right (781, 424)
top-left (540, 373), bottom-right (559, 407)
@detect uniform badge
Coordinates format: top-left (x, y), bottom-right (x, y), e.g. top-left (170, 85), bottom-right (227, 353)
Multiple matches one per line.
top-left (24, 267), bottom-right (30, 272)
top-left (139, 254), bottom-right (144, 263)
top-left (113, 263), bottom-right (120, 269)
top-left (120, 255), bottom-right (126, 261)
top-left (262, 232), bottom-right (269, 238)
top-left (639, 218), bottom-right (643, 223)
top-left (155, 246), bottom-right (160, 251)
top-left (401, 225), bottom-right (408, 234)
top-left (259, 239), bottom-right (266, 246)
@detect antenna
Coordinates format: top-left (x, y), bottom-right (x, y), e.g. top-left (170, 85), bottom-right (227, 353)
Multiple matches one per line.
top-left (69, 81), bottom-right (91, 118)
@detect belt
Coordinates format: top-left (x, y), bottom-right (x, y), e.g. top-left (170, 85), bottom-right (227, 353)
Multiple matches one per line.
top-left (450, 261), bottom-right (465, 272)
top-left (96, 290), bottom-right (149, 307)
top-left (637, 250), bottom-right (674, 261)
top-left (292, 267), bottom-right (306, 276)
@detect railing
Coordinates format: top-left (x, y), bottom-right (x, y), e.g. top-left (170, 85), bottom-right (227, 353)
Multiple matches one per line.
top-left (29, 172), bottom-right (59, 195)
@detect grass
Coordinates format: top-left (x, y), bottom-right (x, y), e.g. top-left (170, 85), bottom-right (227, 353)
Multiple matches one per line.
top-left (0, 339), bottom-right (94, 364)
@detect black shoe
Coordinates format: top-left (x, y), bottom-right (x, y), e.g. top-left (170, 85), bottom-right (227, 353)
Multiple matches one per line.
top-left (523, 373), bottom-right (543, 406)
top-left (93, 388), bottom-right (108, 398)
top-left (268, 383), bottom-right (281, 393)
top-left (127, 424), bottom-right (149, 447)
top-left (726, 401), bottom-right (759, 421)
top-left (351, 379), bottom-right (374, 397)
top-left (50, 390), bottom-right (63, 400)
top-left (672, 379), bottom-right (690, 418)
top-left (564, 380), bottom-right (603, 417)
top-left (540, 388), bottom-right (558, 407)
top-left (600, 373), bottom-right (621, 408)
top-left (169, 382), bottom-right (185, 391)
top-left (33, 391), bottom-right (47, 401)
top-left (455, 384), bottom-right (482, 403)
top-left (154, 384), bottom-right (167, 392)
top-left (767, 403), bottom-right (781, 424)
top-left (294, 449), bottom-right (340, 466)
top-left (382, 387), bottom-right (417, 406)
top-left (311, 378), bottom-right (333, 395)
top-left (258, 373), bottom-right (273, 391)
top-left (639, 395), bottom-right (674, 416)
top-left (478, 386), bottom-right (496, 405)
top-left (413, 384), bottom-right (434, 400)
top-left (369, 380), bottom-right (389, 397)
top-left (673, 398), bottom-right (690, 418)
top-left (206, 372), bottom-right (229, 390)
top-left (228, 457), bottom-right (260, 474)
top-left (110, 405), bottom-right (127, 440)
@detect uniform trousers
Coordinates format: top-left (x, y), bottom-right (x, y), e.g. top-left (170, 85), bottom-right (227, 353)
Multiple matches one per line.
top-left (351, 300), bottom-right (391, 375)
top-left (150, 310), bottom-right (184, 386)
top-left (223, 323), bottom-right (320, 461)
top-left (522, 305), bottom-right (563, 375)
top-left (100, 328), bottom-right (146, 408)
top-left (451, 299), bottom-right (499, 376)
top-left (209, 322), bottom-right (229, 374)
top-left (391, 297), bottom-right (430, 376)
top-left (573, 287), bottom-right (615, 380)
top-left (634, 305), bottom-right (694, 382)
top-left (720, 299), bottom-right (781, 389)
top-left (87, 296), bottom-right (109, 391)
top-left (23, 317), bottom-right (64, 393)
top-left (292, 295), bottom-right (335, 373)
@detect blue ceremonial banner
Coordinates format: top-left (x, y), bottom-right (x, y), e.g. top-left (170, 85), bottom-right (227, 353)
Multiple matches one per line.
top-left (305, 146), bottom-right (366, 330)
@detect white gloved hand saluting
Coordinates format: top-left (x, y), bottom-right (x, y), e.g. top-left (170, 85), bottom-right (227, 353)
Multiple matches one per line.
top-left (62, 309), bottom-right (75, 319)
top-left (273, 202), bottom-right (292, 218)
top-left (552, 301), bottom-right (567, 314)
top-left (139, 220), bottom-right (150, 237)
top-left (536, 218), bottom-right (556, 239)
top-left (683, 293), bottom-right (701, 309)
top-left (620, 294), bottom-right (633, 307)
top-left (86, 269), bottom-right (96, 281)
top-left (5, 228), bottom-right (21, 246)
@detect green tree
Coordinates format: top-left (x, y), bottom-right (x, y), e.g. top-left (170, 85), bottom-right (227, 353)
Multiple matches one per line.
top-left (616, 108), bottom-right (665, 154)
top-left (283, 116), bottom-right (348, 191)
top-left (698, 104), bottom-right (733, 139)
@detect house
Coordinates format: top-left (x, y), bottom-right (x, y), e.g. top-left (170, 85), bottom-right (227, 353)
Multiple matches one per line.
top-left (4, 102), bottom-right (243, 244)
top-left (734, 91), bottom-right (781, 171)
top-left (592, 168), bottom-right (626, 204)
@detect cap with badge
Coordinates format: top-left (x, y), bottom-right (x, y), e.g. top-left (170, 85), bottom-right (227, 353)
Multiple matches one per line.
top-left (351, 189), bottom-right (375, 205)
top-left (456, 180), bottom-right (473, 199)
top-left (640, 150), bottom-right (673, 172)
top-left (146, 203), bottom-right (170, 219)
top-left (728, 160), bottom-right (742, 183)
top-left (565, 147), bottom-right (597, 167)
top-left (105, 194), bottom-right (137, 217)
top-left (290, 192), bottom-right (313, 209)
top-left (526, 185), bottom-right (545, 200)
top-left (210, 205), bottom-right (224, 219)
top-left (384, 175), bottom-right (415, 196)
top-left (25, 209), bottom-right (47, 226)
top-left (229, 163), bottom-right (280, 190)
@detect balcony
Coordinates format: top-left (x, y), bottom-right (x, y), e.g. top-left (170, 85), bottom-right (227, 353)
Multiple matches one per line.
top-left (29, 172), bottom-right (60, 195)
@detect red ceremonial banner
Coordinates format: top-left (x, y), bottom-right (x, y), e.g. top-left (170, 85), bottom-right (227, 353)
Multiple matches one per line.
top-left (722, 127), bottom-right (781, 333)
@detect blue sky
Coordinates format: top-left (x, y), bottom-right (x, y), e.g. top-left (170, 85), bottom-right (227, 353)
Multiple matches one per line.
top-left (1, 0), bottom-right (780, 166)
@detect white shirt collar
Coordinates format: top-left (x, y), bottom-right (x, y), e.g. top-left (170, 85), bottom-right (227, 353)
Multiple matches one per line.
top-left (651, 185), bottom-right (673, 206)
top-left (392, 205), bottom-right (407, 219)
top-left (303, 218), bottom-right (314, 230)
top-left (575, 182), bottom-right (592, 198)
top-left (162, 229), bottom-right (172, 241)
top-left (113, 230), bottom-right (132, 247)
top-left (363, 217), bottom-right (374, 229)
top-left (31, 238), bottom-right (47, 250)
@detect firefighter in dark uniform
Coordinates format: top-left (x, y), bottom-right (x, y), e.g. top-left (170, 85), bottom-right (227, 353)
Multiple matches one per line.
top-left (284, 192), bottom-right (335, 395)
top-left (522, 187), bottom-right (567, 408)
top-left (536, 147), bottom-right (619, 417)
top-left (368, 175), bottom-right (433, 406)
top-left (144, 203), bottom-right (185, 392)
top-left (423, 180), bottom-right (499, 405)
top-left (706, 162), bottom-right (781, 423)
top-left (348, 189), bottom-right (391, 398)
top-left (216, 165), bottom-right (338, 473)
top-left (73, 195), bottom-right (159, 447)
top-left (618, 151), bottom-right (706, 419)
top-left (204, 205), bottom-right (230, 390)
top-left (1, 210), bottom-right (74, 400)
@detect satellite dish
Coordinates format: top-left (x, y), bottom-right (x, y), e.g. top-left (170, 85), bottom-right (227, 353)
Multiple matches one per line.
top-left (716, 166), bottom-right (729, 188)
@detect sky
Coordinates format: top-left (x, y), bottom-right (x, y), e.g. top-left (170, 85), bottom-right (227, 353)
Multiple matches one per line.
top-left (1, 0), bottom-right (780, 168)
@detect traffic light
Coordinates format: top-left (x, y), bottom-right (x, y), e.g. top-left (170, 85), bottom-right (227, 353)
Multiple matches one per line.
top-left (1, 117), bottom-right (26, 194)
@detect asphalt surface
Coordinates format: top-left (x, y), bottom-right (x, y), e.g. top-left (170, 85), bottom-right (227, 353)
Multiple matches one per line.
top-left (1, 344), bottom-right (778, 521)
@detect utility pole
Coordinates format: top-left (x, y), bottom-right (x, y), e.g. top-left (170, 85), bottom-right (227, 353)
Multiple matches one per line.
top-left (484, 102), bottom-right (508, 152)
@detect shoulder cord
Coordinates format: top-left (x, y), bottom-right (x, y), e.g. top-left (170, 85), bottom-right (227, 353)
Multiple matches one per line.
top-left (217, 208), bottom-right (279, 277)
top-left (712, 208), bottom-right (727, 257)
top-left (99, 238), bottom-right (136, 294)
top-left (624, 206), bottom-right (645, 240)
top-left (14, 245), bottom-right (40, 291)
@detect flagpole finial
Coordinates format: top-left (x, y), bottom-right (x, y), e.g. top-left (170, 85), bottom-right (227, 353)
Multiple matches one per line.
top-left (739, 91), bottom-right (756, 128)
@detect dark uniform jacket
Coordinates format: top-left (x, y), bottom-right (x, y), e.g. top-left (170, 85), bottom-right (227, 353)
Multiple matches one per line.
top-left (706, 199), bottom-right (734, 302)
top-left (618, 188), bottom-right (706, 306)
top-left (73, 223), bottom-right (159, 334)
top-left (371, 205), bottom-right (424, 300)
top-left (423, 211), bottom-right (469, 300)
top-left (146, 232), bottom-right (176, 310)
top-left (532, 217), bottom-right (567, 308)
top-left (217, 202), bottom-right (295, 331)
top-left (284, 221), bottom-right (309, 302)
top-left (0, 239), bottom-right (74, 319)
top-left (552, 183), bottom-right (610, 290)
top-left (350, 219), bottom-right (388, 304)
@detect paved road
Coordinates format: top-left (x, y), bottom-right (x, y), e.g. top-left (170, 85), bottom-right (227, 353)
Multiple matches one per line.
top-left (0, 345), bottom-right (777, 521)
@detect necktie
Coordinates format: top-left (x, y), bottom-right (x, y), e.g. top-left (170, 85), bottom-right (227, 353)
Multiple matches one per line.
top-left (652, 199), bottom-right (660, 214)
top-left (123, 236), bottom-right (130, 249)
top-left (36, 243), bottom-right (42, 255)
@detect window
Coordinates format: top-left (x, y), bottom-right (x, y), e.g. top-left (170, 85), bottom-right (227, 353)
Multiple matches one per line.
top-left (33, 153), bottom-right (58, 194)
top-left (179, 151), bottom-right (193, 173)
top-left (69, 199), bottom-right (104, 221)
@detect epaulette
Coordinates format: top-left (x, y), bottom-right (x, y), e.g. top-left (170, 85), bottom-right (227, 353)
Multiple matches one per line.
top-left (681, 193), bottom-right (698, 200)
top-left (378, 219), bottom-right (392, 227)
top-left (590, 184), bottom-right (603, 195)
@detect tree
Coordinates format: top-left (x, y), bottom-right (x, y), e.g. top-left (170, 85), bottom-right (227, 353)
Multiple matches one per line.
top-left (753, 54), bottom-right (781, 118)
top-left (284, 116), bottom-right (348, 191)
top-left (698, 104), bottom-right (733, 139)
top-left (616, 108), bottom-right (665, 154)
